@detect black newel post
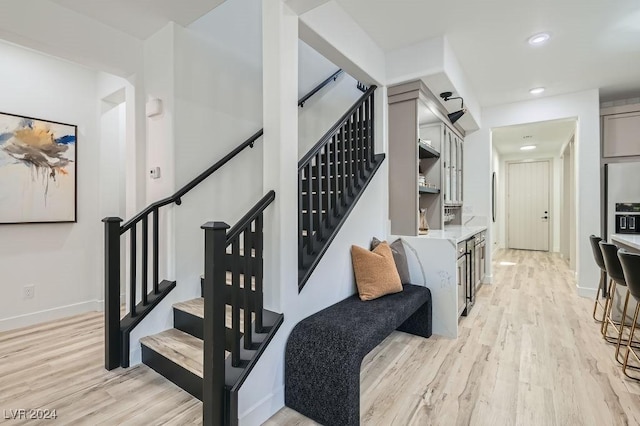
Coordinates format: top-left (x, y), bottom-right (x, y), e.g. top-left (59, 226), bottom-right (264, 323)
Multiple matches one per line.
top-left (202, 221), bottom-right (230, 426)
top-left (103, 217), bottom-right (123, 370)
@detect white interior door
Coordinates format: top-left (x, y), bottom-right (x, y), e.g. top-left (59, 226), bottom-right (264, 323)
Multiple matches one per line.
top-left (507, 160), bottom-right (550, 251)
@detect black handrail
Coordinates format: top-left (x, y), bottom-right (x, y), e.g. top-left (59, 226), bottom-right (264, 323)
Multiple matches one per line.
top-left (299, 85), bottom-right (376, 169)
top-left (298, 69), bottom-right (344, 107)
top-left (121, 129), bottom-right (264, 233)
top-left (104, 68), bottom-right (346, 371)
top-left (120, 69), bottom-right (345, 234)
top-left (226, 190), bottom-right (275, 243)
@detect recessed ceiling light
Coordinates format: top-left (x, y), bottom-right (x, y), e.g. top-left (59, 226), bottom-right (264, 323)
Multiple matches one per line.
top-left (528, 33), bottom-right (550, 45)
top-left (520, 145), bottom-right (537, 151)
top-left (529, 87), bottom-right (545, 95)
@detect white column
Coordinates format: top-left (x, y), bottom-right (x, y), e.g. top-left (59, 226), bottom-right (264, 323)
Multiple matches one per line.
top-left (262, 0), bottom-right (299, 312)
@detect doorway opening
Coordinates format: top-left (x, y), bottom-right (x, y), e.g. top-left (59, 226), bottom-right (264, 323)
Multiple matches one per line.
top-left (491, 118), bottom-right (577, 260)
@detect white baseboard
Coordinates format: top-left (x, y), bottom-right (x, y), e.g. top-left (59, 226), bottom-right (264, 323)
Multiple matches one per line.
top-left (239, 385), bottom-right (284, 426)
top-left (577, 285), bottom-right (597, 299)
top-left (0, 300), bottom-right (102, 332)
top-left (482, 274), bottom-right (493, 284)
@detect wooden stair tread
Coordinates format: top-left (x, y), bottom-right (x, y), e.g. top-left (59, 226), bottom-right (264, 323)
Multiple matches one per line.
top-left (140, 329), bottom-right (203, 378)
top-left (173, 298), bottom-right (204, 319)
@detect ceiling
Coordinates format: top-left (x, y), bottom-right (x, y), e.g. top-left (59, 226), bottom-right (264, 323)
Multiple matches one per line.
top-left (492, 119), bottom-right (576, 156)
top-left (335, 0), bottom-right (640, 106)
top-left (38, 0), bottom-right (640, 108)
top-left (51, 0), bottom-right (224, 40)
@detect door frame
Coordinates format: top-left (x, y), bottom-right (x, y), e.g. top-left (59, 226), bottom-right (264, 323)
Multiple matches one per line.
top-left (505, 158), bottom-right (553, 251)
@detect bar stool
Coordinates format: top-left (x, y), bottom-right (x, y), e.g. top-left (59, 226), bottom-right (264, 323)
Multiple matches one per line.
top-left (589, 235), bottom-right (608, 323)
top-left (618, 249), bottom-right (640, 380)
top-left (600, 241), bottom-right (640, 362)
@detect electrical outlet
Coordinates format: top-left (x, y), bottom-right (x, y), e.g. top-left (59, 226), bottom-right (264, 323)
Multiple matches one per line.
top-left (24, 285), bottom-right (35, 299)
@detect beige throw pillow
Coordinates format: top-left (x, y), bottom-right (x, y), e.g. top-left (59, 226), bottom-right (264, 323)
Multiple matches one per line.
top-left (351, 241), bottom-right (403, 301)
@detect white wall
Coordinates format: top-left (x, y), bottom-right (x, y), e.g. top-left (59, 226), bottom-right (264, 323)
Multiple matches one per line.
top-left (239, 1), bottom-right (389, 423)
top-left (129, 0), bottom-right (267, 363)
top-left (174, 19), bottom-right (265, 302)
top-left (298, 40), bottom-right (362, 157)
top-left (0, 40), bottom-right (120, 330)
top-left (465, 89), bottom-right (600, 298)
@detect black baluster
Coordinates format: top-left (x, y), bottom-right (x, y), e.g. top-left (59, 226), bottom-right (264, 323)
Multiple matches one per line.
top-left (362, 98), bottom-right (371, 172)
top-left (231, 238), bottom-right (241, 367)
top-left (306, 164), bottom-right (314, 255)
top-left (153, 209), bottom-right (159, 294)
top-left (130, 223), bottom-right (137, 317)
top-left (323, 144), bottom-right (331, 228)
top-left (358, 104), bottom-right (365, 180)
top-left (332, 135), bottom-right (339, 218)
top-left (370, 92), bottom-right (375, 163)
top-left (341, 124), bottom-right (348, 204)
top-left (314, 153), bottom-right (323, 241)
top-left (255, 214), bottom-right (264, 332)
top-left (347, 117), bottom-right (354, 196)
top-left (243, 225), bottom-right (253, 349)
top-left (142, 216), bottom-right (148, 305)
top-left (354, 107), bottom-right (360, 180)
top-left (298, 170), bottom-right (304, 268)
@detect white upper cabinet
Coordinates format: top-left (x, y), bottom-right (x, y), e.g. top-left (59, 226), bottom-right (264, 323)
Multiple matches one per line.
top-left (602, 105), bottom-right (640, 158)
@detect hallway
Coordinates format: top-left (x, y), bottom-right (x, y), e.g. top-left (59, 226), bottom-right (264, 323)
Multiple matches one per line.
top-left (268, 250), bottom-right (640, 425)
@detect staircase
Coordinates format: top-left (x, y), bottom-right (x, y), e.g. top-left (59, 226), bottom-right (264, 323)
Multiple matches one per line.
top-left (140, 299), bottom-right (283, 407)
top-left (140, 192), bottom-right (283, 426)
top-left (298, 85), bottom-right (385, 290)
top-left (102, 68), bottom-right (371, 425)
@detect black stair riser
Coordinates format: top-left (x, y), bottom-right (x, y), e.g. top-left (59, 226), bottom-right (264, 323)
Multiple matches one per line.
top-left (174, 309), bottom-right (203, 340)
top-left (141, 344), bottom-right (204, 400)
top-left (173, 307), bottom-right (250, 356)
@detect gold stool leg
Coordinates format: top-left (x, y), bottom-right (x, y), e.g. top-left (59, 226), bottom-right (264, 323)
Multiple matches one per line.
top-left (615, 290), bottom-right (631, 364)
top-left (602, 280), bottom-right (616, 338)
top-left (623, 305), bottom-right (640, 381)
top-left (593, 274), bottom-right (604, 323)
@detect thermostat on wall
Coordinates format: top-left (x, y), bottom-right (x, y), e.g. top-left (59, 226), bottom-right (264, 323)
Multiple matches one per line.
top-left (150, 167), bottom-right (161, 179)
top-left (146, 98), bottom-right (163, 117)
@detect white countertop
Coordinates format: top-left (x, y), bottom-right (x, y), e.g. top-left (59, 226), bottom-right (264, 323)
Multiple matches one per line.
top-left (611, 234), bottom-right (640, 251)
top-left (417, 225), bottom-right (487, 243)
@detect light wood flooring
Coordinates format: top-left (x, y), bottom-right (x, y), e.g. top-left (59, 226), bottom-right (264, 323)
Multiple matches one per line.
top-left (266, 250), bottom-right (640, 425)
top-left (0, 312), bottom-right (202, 425)
top-left (2, 250), bottom-right (640, 425)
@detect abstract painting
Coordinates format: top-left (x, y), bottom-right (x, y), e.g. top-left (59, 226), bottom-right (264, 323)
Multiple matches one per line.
top-left (0, 112), bottom-right (77, 223)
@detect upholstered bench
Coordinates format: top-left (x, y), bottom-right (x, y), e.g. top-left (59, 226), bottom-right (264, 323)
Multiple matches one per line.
top-left (285, 284), bottom-right (432, 426)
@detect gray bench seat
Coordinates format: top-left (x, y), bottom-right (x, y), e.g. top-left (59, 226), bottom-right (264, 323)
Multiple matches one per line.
top-left (285, 284), bottom-right (432, 426)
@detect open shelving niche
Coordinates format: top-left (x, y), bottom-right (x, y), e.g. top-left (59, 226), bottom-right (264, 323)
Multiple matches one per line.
top-left (388, 80), bottom-right (465, 236)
